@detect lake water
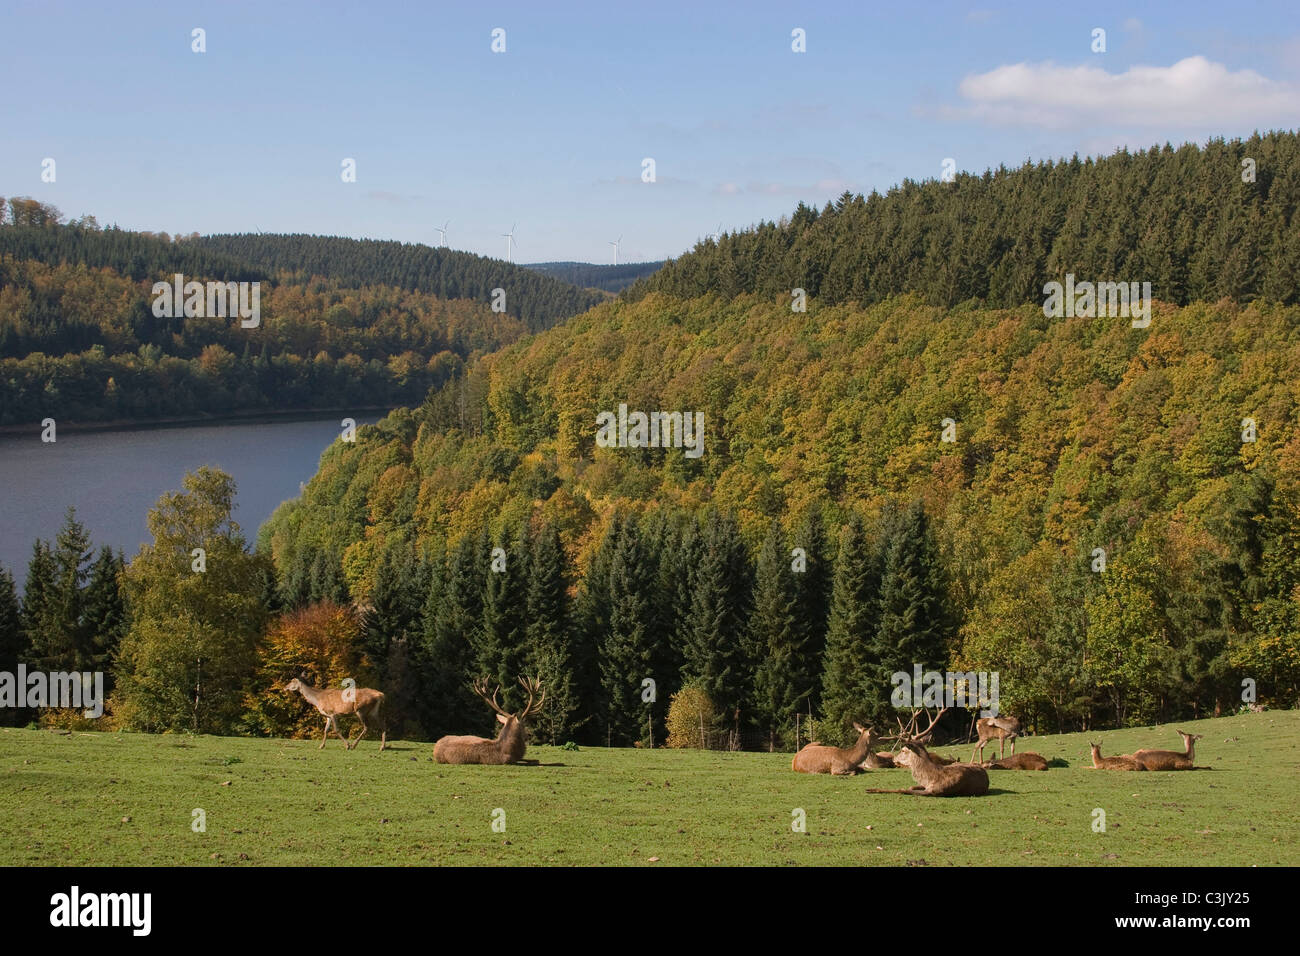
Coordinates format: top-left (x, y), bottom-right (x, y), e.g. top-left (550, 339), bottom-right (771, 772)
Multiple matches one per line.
top-left (0, 413), bottom-right (385, 590)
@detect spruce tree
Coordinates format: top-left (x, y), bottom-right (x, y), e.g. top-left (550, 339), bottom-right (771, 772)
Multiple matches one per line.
top-left (750, 520), bottom-right (808, 748)
top-left (598, 516), bottom-right (660, 745)
top-left (82, 547), bottom-right (126, 688)
top-left (476, 526), bottom-right (528, 712)
top-left (792, 508), bottom-right (834, 709)
top-left (682, 509), bottom-right (753, 726)
top-left (867, 501), bottom-right (951, 724)
top-left (0, 566), bottom-right (22, 725)
top-left (820, 513), bottom-right (883, 737)
top-left (524, 524), bottom-right (580, 744)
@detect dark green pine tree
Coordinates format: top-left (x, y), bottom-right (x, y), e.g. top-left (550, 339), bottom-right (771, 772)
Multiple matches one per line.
top-left (820, 513), bottom-right (883, 737)
top-left (598, 516), bottom-right (660, 745)
top-left (866, 501), bottom-right (952, 723)
top-left (682, 509), bottom-right (753, 726)
top-left (42, 507), bottom-right (93, 672)
top-left (365, 543), bottom-right (425, 731)
top-left (750, 520), bottom-right (809, 749)
top-left (477, 525), bottom-right (529, 712)
top-left (21, 541), bottom-right (57, 664)
top-left (792, 507), bottom-right (834, 710)
top-left (81, 547), bottom-right (126, 690)
top-left (0, 566), bottom-right (23, 726)
top-left (423, 532), bottom-right (486, 735)
top-left (572, 515), bottom-right (622, 743)
top-left (524, 524), bottom-right (580, 744)
top-left (308, 549), bottom-right (349, 605)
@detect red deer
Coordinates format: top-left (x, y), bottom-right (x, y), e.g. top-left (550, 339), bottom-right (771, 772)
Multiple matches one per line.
top-left (793, 724), bottom-right (880, 774)
top-left (433, 677), bottom-right (544, 765)
top-left (866, 741), bottom-right (990, 797)
top-left (284, 677), bottom-right (387, 751)
top-left (870, 707), bottom-right (949, 768)
top-left (985, 751), bottom-right (1048, 771)
top-left (1089, 743), bottom-right (1145, 771)
top-left (972, 715), bottom-right (1020, 763)
top-left (1131, 730), bottom-right (1202, 771)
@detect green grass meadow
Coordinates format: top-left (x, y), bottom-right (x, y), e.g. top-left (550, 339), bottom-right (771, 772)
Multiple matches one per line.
top-left (2, 712), bottom-right (1296, 866)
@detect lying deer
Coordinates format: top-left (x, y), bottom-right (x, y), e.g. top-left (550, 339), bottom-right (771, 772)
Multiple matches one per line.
top-left (284, 677), bottom-right (387, 751)
top-left (1131, 730), bottom-right (1202, 771)
top-left (793, 724), bottom-right (880, 774)
top-left (1089, 743), bottom-right (1145, 771)
top-left (985, 751), bottom-right (1048, 771)
top-left (866, 741), bottom-right (990, 797)
top-left (869, 707), bottom-right (950, 768)
top-left (433, 676), bottom-right (544, 765)
top-left (972, 715), bottom-right (1020, 763)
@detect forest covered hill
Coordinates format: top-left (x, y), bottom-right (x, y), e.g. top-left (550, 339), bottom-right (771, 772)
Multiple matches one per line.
top-left (0, 206), bottom-right (603, 424)
top-left (626, 132), bottom-right (1300, 309)
top-left (524, 260), bottom-right (666, 293)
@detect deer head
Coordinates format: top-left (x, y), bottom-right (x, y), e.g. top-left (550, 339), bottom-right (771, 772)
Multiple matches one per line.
top-left (473, 676), bottom-right (545, 733)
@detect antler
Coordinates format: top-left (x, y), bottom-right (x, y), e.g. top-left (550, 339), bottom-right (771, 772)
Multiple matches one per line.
top-left (471, 677), bottom-right (508, 716)
top-left (517, 676), bottom-right (545, 719)
top-left (889, 706), bottom-right (950, 746)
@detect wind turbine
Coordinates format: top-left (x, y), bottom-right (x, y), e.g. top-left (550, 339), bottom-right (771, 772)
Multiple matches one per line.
top-left (608, 235), bottom-right (622, 265)
top-left (436, 220), bottom-right (449, 247)
top-left (708, 222), bottom-right (723, 242)
top-left (501, 223), bottom-right (517, 262)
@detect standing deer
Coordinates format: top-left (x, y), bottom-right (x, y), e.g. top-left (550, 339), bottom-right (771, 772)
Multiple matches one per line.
top-left (793, 724), bottom-right (880, 774)
top-left (433, 676), bottom-right (544, 765)
top-left (1089, 742), bottom-right (1146, 771)
top-left (1131, 730), bottom-right (1202, 771)
top-left (865, 741), bottom-right (990, 797)
top-left (284, 677), bottom-right (387, 751)
top-left (985, 751), bottom-right (1048, 771)
top-left (972, 715), bottom-right (1020, 763)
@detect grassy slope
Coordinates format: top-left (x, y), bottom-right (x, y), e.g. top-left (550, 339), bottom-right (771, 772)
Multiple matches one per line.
top-left (1, 712), bottom-right (1295, 867)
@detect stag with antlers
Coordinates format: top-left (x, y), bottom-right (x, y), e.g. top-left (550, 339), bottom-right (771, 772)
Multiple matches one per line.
top-left (866, 739), bottom-right (990, 797)
top-left (433, 676), bottom-right (545, 765)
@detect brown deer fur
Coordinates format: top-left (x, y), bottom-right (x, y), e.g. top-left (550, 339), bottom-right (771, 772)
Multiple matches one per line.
top-left (793, 724), bottom-right (879, 774)
top-left (284, 678), bottom-right (387, 751)
top-left (1089, 743), bottom-right (1146, 771)
top-left (972, 716), bottom-right (1020, 763)
top-left (985, 751), bottom-right (1048, 771)
top-left (434, 677), bottom-right (544, 765)
top-left (1131, 730), bottom-right (1202, 771)
top-left (866, 742), bottom-right (990, 797)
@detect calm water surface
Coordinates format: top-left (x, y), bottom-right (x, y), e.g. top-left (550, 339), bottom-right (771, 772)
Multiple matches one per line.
top-left (0, 414), bottom-right (384, 589)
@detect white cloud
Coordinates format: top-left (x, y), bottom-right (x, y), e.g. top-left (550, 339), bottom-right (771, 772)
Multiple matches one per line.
top-left (950, 55), bottom-right (1300, 128)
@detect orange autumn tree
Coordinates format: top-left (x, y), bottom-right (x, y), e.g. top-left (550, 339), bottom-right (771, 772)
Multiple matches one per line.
top-left (244, 600), bottom-right (377, 739)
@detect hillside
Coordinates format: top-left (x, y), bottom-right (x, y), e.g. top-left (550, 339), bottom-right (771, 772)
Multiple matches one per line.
top-left (0, 210), bottom-right (603, 424)
top-left (193, 234), bottom-right (604, 333)
top-left (525, 260), bottom-right (667, 293)
top-left (259, 289), bottom-right (1300, 739)
top-left (626, 131), bottom-right (1300, 308)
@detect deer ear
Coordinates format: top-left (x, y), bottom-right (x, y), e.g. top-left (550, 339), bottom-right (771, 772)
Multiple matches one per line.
top-left (496, 713), bottom-right (508, 725)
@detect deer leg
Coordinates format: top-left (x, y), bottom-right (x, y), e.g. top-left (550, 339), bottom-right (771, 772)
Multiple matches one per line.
top-left (351, 714), bottom-right (368, 750)
top-left (1010, 735), bottom-right (1017, 755)
top-left (335, 716), bottom-right (350, 748)
top-left (319, 717), bottom-right (330, 749)
top-left (999, 736), bottom-right (1006, 759)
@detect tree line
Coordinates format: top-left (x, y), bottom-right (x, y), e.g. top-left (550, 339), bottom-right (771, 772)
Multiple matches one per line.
top-left (5, 461), bottom-right (1291, 745)
top-left (626, 131), bottom-right (1300, 309)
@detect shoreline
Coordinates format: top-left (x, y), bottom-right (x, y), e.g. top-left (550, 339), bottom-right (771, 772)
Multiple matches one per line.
top-left (0, 406), bottom-right (397, 438)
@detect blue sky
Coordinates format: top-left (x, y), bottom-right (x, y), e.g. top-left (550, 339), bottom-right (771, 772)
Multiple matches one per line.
top-left (3, 0), bottom-right (1298, 263)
